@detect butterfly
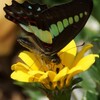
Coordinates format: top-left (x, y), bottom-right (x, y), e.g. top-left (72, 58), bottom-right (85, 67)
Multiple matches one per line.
top-left (4, 0), bottom-right (93, 64)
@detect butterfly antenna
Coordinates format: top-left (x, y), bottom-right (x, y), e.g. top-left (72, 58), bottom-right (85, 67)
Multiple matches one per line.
top-left (76, 42), bottom-right (85, 48)
top-left (59, 42), bottom-right (85, 57)
top-left (67, 42), bottom-right (85, 51)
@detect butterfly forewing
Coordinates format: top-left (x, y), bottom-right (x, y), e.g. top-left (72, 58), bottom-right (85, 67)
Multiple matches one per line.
top-left (4, 0), bottom-right (93, 56)
top-left (4, 0), bottom-right (48, 25)
top-left (35, 0), bottom-right (93, 55)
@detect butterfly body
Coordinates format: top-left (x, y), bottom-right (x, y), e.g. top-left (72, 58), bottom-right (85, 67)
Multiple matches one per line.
top-left (18, 32), bottom-right (61, 64)
top-left (4, 0), bottom-right (93, 64)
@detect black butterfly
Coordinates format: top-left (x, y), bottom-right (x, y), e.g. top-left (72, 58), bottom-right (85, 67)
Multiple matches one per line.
top-left (4, 0), bottom-right (93, 64)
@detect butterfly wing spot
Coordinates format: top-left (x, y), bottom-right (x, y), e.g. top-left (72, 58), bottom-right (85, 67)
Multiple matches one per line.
top-left (49, 21), bottom-right (64, 38)
top-left (37, 7), bottom-right (41, 11)
top-left (20, 24), bottom-right (33, 33)
top-left (79, 13), bottom-right (83, 18)
top-left (29, 25), bottom-right (52, 44)
top-left (8, 11), bottom-right (13, 15)
top-left (74, 15), bottom-right (79, 22)
top-left (41, 30), bottom-right (52, 44)
top-left (49, 11), bottom-right (87, 38)
top-left (50, 24), bottom-right (59, 37)
top-left (20, 24), bottom-right (52, 44)
top-left (28, 5), bottom-right (32, 9)
top-left (49, 28), bottom-right (55, 38)
top-left (68, 17), bottom-right (73, 25)
top-left (20, 10), bottom-right (88, 43)
top-left (63, 19), bottom-right (69, 28)
top-left (57, 21), bottom-right (64, 33)
top-left (84, 11), bottom-right (88, 15)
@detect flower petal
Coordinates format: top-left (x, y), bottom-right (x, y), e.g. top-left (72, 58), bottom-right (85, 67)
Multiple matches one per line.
top-left (39, 71), bottom-right (56, 82)
top-left (28, 71), bottom-right (44, 76)
top-left (19, 51), bottom-right (40, 70)
top-left (48, 71), bottom-right (56, 82)
top-left (39, 71), bottom-right (57, 89)
top-left (68, 54), bottom-right (99, 74)
top-left (66, 70), bottom-right (81, 86)
top-left (60, 40), bottom-right (77, 54)
top-left (53, 67), bottom-right (69, 82)
top-left (66, 54), bottom-right (99, 86)
top-left (59, 40), bottom-right (77, 67)
top-left (11, 62), bottom-right (30, 71)
top-left (39, 73), bottom-right (48, 82)
top-left (11, 71), bottom-right (30, 82)
top-left (72, 44), bottom-right (93, 66)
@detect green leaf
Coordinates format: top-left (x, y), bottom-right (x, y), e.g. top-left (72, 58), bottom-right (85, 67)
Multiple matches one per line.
top-left (86, 92), bottom-right (98, 100)
top-left (91, 37), bottom-right (100, 54)
top-left (79, 71), bottom-right (97, 94)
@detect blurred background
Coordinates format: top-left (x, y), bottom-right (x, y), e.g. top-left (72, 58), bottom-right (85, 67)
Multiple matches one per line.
top-left (0, 0), bottom-right (100, 100)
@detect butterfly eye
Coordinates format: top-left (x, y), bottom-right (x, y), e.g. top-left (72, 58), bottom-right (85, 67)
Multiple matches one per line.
top-left (51, 58), bottom-right (61, 64)
top-left (50, 55), bottom-right (61, 64)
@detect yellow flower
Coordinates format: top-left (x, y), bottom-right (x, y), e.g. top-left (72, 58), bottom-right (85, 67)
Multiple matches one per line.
top-left (11, 40), bottom-right (99, 90)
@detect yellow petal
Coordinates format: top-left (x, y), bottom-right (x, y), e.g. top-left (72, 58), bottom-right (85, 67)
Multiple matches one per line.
top-left (68, 54), bottom-right (99, 74)
top-left (43, 84), bottom-right (51, 90)
top-left (66, 54), bottom-right (99, 86)
top-left (53, 67), bottom-right (69, 82)
top-left (39, 73), bottom-right (48, 82)
top-left (39, 71), bottom-right (57, 90)
top-left (19, 51), bottom-right (39, 70)
top-left (51, 83), bottom-right (57, 89)
top-left (59, 52), bottom-right (75, 68)
top-left (39, 71), bottom-right (56, 82)
top-left (11, 71), bottom-right (30, 82)
top-left (48, 71), bottom-right (56, 82)
top-left (72, 44), bottom-right (93, 66)
top-left (60, 40), bottom-right (77, 54)
top-left (59, 40), bottom-right (77, 67)
top-left (58, 76), bottom-right (67, 89)
top-left (66, 70), bottom-right (81, 86)
top-left (11, 62), bottom-right (29, 71)
top-left (28, 71), bottom-right (44, 76)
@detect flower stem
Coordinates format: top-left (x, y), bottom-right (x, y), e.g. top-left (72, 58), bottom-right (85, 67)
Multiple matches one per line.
top-left (47, 88), bottom-right (71, 100)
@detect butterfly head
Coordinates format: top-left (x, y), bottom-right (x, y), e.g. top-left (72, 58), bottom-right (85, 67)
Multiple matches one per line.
top-left (50, 54), bottom-right (61, 64)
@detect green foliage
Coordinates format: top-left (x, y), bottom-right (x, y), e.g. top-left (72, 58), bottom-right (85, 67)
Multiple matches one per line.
top-left (92, 0), bottom-right (100, 22)
top-left (86, 92), bottom-right (98, 100)
top-left (14, 82), bottom-right (45, 100)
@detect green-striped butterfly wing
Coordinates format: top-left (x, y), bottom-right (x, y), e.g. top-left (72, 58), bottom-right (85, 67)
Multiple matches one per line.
top-left (35, 0), bottom-right (93, 54)
top-left (4, 0), bottom-right (93, 56)
top-left (19, 24), bottom-right (53, 44)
